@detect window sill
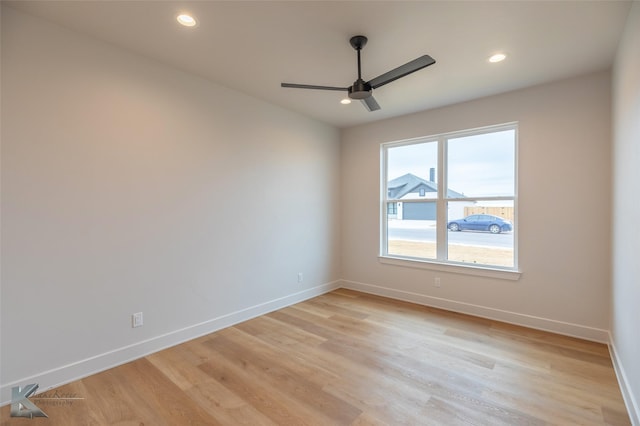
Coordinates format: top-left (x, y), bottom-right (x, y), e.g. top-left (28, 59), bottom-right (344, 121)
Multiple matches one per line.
top-left (378, 255), bottom-right (522, 281)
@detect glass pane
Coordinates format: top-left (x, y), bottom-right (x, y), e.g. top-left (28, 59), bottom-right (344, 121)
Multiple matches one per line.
top-left (386, 141), bottom-right (438, 260)
top-left (387, 141), bottom-right (438, 200)
top-left (447, 129), bottom-right (515, 198)
top-left (447, 201), bottom-right (514, 267)
top-left (387, 201), bottom-right (437, 259)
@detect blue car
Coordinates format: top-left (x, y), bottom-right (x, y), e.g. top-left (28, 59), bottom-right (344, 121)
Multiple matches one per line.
top-left (448, 214), bottom-right (512, 234)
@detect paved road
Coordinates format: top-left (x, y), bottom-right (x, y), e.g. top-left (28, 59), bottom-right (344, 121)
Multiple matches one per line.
top-left (387, 220), bottom-right (513, 248)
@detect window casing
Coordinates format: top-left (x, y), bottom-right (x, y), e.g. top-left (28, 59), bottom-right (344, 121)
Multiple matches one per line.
top-left (381, 123), bottom-right (518, 272)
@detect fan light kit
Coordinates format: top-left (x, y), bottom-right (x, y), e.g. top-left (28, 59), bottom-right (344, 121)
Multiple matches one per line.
top-left (282, 35), bottom-right (436, 112)
top-left (177, 14), bottom-right (196, 27)
top-left (489, 53), bottom-right (507, 63)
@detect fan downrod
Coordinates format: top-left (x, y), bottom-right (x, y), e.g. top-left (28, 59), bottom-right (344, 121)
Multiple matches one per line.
top-left (349, 35), bottom-right (370, 99)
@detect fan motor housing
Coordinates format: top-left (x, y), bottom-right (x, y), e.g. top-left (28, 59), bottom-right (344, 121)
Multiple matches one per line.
top-left (348, 79), bottom-right (372, 99)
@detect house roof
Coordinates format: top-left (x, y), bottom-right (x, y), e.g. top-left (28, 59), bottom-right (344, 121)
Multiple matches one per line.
top-left (388, 173), bottom-right (464, 199)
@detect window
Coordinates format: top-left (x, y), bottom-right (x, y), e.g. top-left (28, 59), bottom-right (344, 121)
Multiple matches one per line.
top-left (381, 123), bottom-right (517, 271)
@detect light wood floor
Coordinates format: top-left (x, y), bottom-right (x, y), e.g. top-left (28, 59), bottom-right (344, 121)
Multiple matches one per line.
top-left (1, 289), bottom-right (631, 425)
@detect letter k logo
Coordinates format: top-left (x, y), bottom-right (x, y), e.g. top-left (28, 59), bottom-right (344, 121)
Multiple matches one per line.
top-left (10, 384), bottom-right (48, 418)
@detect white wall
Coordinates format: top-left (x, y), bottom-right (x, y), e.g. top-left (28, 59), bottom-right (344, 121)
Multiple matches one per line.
top-left (0, 6), bottom-right (340, 401)
top-left (611, 2), bottom-right (640, 423)
top-left (341, 70), bottom-right (612, 341)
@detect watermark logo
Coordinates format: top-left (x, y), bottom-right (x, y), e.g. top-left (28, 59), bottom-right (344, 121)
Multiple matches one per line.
top-left (10, 384), bottom-right (48, 418)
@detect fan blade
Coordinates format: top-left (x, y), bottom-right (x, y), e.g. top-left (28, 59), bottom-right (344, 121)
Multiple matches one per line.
top-left (281, 83), bottom-right (348, 91)
top-left (361, 95), bottom-right (380, 112)
top-left (367, 55), bottom-right (436, 89)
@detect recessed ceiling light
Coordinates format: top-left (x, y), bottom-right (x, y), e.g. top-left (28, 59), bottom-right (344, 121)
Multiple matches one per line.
top-left (177, 14), bottom-right (197, 27)
top-left (341, 98), bottom-right (352, 105)
top-left (489, 53), bottom-right (507, 63)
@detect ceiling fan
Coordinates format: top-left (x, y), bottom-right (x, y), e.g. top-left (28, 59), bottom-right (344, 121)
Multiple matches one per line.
top-left (281, 35), bottom-right (435, 112)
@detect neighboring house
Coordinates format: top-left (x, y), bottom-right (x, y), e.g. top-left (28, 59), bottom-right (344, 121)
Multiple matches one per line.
top-left (387, 172), bottom-right (471, 220)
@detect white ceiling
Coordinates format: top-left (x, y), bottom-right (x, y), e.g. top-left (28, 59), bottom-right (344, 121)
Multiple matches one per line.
top-left (6, 1), bottom-right (632, 128)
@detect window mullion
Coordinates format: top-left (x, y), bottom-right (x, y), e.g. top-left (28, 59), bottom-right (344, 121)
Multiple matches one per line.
top-left (436, 136), bottom-right (447, 261)
top-left (380, 145), bottom-right (388, 256)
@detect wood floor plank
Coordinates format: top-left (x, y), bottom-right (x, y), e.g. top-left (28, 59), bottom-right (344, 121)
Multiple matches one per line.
top-left (185, 379), bottom-right (277, 425)
top-left (203, 330), bottom-right (362, 424)
top-left (261, 313), bottom-right (448, 423)
top-left (146, 344), bottom-right (217, 390)
top-left (234, 314), bottom-right (328, 349)
top-left (90, 358), bottom-right (220, 425)
top-left (0, 290), bottom-right (631, 425)
top-left (198, 345), bottom-right (335, 425)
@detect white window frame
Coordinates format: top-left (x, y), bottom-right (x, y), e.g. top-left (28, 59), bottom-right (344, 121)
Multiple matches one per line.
top-left (380, 123), bottom-right (520, 280)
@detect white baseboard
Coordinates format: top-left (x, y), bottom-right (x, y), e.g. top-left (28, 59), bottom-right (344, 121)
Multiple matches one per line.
top-left (0, 280), bottom-right (340, 406)
top-left (609, 334), bottom-right (640, 426)
top-left (340, 279), bottom-right (610, 343)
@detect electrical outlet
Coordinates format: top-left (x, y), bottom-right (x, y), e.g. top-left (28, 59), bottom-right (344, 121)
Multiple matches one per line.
top-left (434, 277), bottom-right (441, 288)
top-left (298, 273), bottom-right (304, 283)
top-left (132, 312), bottom-right (143, 328)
